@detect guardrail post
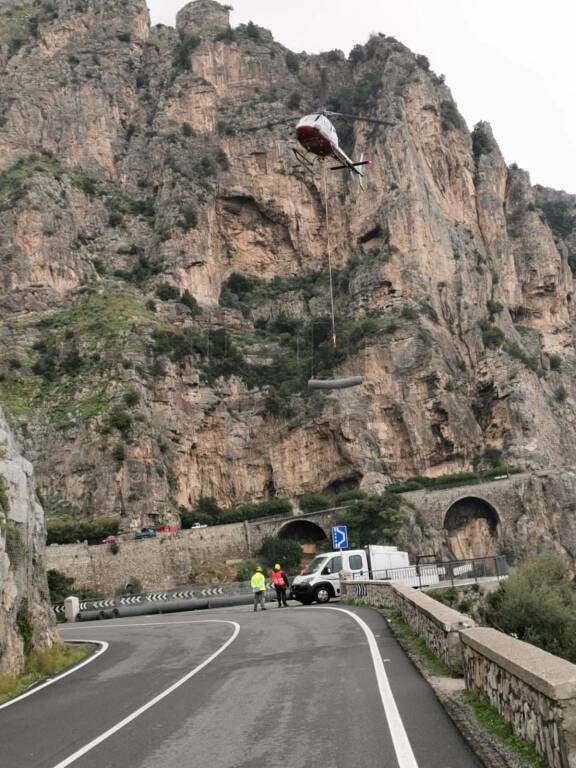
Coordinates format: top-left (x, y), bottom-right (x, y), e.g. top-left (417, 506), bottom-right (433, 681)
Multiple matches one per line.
top-left (64, 596), bottom-right (80, 622)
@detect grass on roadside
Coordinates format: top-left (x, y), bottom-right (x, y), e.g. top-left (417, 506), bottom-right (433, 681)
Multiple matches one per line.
top-left (0, 643), bottom-right (90, 704)
top-left (382, 607), bottom-right (461, 678)
top-left (465, 692), bottom-right (546, 768)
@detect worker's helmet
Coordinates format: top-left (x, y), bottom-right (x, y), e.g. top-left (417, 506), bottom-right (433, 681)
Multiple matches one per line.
top-left (255, 565), bottom-right (262, 572)
top-left (274, 564), bottom-right (281, 571)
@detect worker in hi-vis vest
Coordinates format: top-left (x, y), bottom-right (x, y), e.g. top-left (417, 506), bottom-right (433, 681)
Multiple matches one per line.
top-left (271, 564), bottom-right (290, 608)
top-left (251, 565), bottom-right (267, 612)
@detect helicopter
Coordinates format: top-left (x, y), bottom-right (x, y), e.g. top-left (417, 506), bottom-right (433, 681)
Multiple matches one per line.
top-left (246, 109), bottom-right (394, 187)
top-left (295, 112), bottom-right (371, 182)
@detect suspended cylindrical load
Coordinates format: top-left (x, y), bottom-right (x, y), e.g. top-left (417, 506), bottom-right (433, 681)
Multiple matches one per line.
top-left (308, 376), bottom-right (363, 390)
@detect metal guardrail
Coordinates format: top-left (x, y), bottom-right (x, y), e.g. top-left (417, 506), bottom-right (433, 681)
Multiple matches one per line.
top-left (347, 555), bottom-right (508, 589)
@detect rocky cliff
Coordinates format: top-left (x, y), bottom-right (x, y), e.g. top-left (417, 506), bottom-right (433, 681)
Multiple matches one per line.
top-left (0, 406), bottom-right (56, 674)
top-left (0, 0), bottom-right (575, 536)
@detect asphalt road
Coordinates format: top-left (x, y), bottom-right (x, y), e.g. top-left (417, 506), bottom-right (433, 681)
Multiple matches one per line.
top-left (0, 604), bottom-right (483, 768)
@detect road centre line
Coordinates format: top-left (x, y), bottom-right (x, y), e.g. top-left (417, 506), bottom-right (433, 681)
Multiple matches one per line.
top-left (0, 641), bottom-right (109, 711)
top-left (322, 607), bottom-right (419, 768)
top-left (50, 620), bottom-right (240, 768)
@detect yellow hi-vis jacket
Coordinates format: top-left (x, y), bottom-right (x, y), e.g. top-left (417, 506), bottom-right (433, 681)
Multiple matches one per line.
top-left (251, 572), bottom-right (266, 592)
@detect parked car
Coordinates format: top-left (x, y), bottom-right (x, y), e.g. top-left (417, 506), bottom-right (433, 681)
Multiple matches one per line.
top-left (102, 536), bottom-right (117, 545)
top-left (135, 528), bottom-right (157, 540)
top-left (191, 523), bottom-right (208, 529)
top-left (157, 525), bottom-right (180, 533)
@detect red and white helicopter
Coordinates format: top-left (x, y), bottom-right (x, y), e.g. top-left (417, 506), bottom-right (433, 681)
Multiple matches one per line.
top-left (294, 112), bottom-right (372, 183)
top-left (247, 109), bottom-right (393, 188)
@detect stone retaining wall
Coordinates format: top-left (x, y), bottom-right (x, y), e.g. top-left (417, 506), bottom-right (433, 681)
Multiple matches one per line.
top-left (461, 628), bottom-right (576, 768)
top-left (46, 522), bottom-right (252, 593)
top-left (342, 579), bottom-right (576, 768)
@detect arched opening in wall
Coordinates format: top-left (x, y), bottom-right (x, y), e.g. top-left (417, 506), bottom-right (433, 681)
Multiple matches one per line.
top-left (443, 497), bottom-right (500, 560)
top-left (275, 520), bottom-right (328, 564)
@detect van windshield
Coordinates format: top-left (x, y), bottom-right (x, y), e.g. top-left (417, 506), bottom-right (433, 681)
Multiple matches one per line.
top-left (302, 556), bottom-right (329, 575)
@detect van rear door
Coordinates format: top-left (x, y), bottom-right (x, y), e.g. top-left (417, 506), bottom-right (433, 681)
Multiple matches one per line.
top-left (344, 551), bottom-right (369, 581)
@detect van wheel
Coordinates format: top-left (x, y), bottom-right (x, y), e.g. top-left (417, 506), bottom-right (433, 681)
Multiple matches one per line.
top-left (314, 586), bottom-right (331, 604)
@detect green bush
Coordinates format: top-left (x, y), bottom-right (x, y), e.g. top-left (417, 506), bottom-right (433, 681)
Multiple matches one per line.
top-left (224, 498), bottom-right (292, 524)
top-left (336, 495), bottom-right (403, 548)
top-left (47, 516), bottom-right (120, 545)
top-left (123, 389), bottom-right (140, 408)
top-left (116, 31), bottom-right (131, 43)
top-left (47, 569), bottom-right (76, 604)
top-left (0, 476), bottom-right (9, 513)
top-left (111, 444), bottom-right (126, 463)
top-left (5, 521), bottom-right (25, 566)
top-left (549, 354), bottom-right (562, 371)
top-left (539, 200), bottom-right (574, 239)
top-left (179, 205), bottom-right (198, 231)
top-left (471, 123), bottom-right (494, 161)
top-left (484, 552), bottom-right (576, 662)
top-left (235, 559), bottom-right (259, 582)
top-left (335, 489), bottom-right (366, 504)
top-left (298, 494), bottom-right (332, 512)
top-left (245, 21), bottom-right (260, 41)
top-left (16, 600), bottom-right (33, 655)
top-left (180, 290), bottom-right (201, 316)
top-left (173, 34), bottom-right (201, 71)
top-left (286, 51), bottom-right (300, 73)
top-left (109, 409), bottom-right (132, 436)
top-left (428, 587), bottom-right (459, 607)
top-left (486, 299), bottom-right (504, 316)
top-left (156, 282), bottom-right (180, 301)
top-left (554, 385), bottom-right (567, 403)
top-left (504, 341), bottom-right (539, 372)
top-left (478, 319), bottom-right (505, 348)
top-left (440, 100), bottom-right (465, 132)
top-left (257, 537), bottom-right (302, 571)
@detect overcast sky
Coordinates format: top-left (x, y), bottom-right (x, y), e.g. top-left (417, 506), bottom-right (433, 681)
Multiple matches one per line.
top-left (147, 0), bottom-right (576, 193)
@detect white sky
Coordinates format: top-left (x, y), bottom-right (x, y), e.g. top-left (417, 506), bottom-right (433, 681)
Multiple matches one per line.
top-left (147, 0), bottom-right (576, 193)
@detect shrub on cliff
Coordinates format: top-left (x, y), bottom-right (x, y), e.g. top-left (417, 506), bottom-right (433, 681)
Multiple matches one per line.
top-left (336, 495), bottom-right (403, 548)
top-left (484, 551), bottom-right (576, 663)
top-left (47, 569), bottom-right (76, 604)
top-left (299, 494), bottom-right (332, 513)
top-left (223, 498), bottom-right (292, 524)
top-left (258, 537), bottom-right (302, 571)
top-left (47, 516), bottom-right (120, 545)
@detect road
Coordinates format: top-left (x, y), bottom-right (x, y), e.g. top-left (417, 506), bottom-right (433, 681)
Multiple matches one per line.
top-left (0, 605), bottom-right (482, 768)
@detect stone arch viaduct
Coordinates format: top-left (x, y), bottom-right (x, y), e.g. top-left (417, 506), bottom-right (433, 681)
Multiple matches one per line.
top-left (47, 470), bottom-right (573, 594)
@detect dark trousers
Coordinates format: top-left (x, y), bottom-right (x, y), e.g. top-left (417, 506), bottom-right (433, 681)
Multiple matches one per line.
top-left (275, 585), bottom-right (288, 606)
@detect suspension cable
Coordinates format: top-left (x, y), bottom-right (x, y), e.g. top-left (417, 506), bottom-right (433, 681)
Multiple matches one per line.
top-left (322, 162), bottom-right (337, 349)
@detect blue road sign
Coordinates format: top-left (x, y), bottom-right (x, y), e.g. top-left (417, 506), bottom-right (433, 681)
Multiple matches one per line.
top-left (332, 525), bottom-right (349, 550)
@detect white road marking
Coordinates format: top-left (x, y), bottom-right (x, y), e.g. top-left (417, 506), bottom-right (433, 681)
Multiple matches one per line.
top-left (50, 620), bottom-right (240, 768)
top-left (0, 641), bottom-right (108, 711)
top-left (323, 607), bottom-right (419, 768)
top-left (60, 619), bottom-right (235, 630)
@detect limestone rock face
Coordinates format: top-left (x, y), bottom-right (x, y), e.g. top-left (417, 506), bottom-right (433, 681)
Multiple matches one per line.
top-left (0, 407), bottom-right (56, 674)
top-left (0, 0), bottom-right (575, 555)
top-left (176, 0), bottom-right (231, 39)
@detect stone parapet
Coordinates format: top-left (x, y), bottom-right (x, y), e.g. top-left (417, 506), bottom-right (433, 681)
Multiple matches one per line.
top-left (461, 628), bottom-right (576, 768)
top-left (341, 579), bottom-right (474, 669)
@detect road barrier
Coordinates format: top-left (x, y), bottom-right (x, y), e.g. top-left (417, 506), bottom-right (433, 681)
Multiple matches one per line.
top-left (347, 555), bottom-right (508, 589)
top-left (53, 580), bottom-right (281, 621)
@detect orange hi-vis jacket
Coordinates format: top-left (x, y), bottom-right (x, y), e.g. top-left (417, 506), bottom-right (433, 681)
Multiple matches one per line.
top-left (271, 570), bottom-right (287, 587)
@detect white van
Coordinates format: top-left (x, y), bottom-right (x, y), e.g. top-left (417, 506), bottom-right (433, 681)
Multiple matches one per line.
top-left (291, 545), bottom-right (412, 605)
